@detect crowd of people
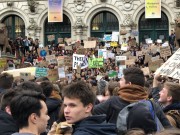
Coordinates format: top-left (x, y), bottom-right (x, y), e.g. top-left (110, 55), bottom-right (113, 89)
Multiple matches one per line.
top-left (0, 31), bottom-right (180, 135)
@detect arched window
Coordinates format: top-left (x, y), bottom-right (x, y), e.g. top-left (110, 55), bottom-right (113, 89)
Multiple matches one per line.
top-left (175, 0), bottom-right (180, 7)
top-left (139, 12), bottom-right (169, 43)
top-left (91, 12), bottom-right (119, 38)
top-left (2, 15), bottom-right (25, 40)
top-left (44, 14), bottom-right (71, 45)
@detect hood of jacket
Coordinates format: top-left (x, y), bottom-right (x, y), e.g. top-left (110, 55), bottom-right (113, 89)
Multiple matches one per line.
top-left (163, 102), bottom-right (180, 113)
top-left (46, 98), bottom-right (62, 113)
top-left (0, 110), bottom-right (18, 135)
top-left (73, 115), bottom-right (116, 135)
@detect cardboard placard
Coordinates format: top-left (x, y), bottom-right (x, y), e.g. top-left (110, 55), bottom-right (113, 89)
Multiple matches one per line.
top-left (77, 47), bottom-right (86, 55)
top-left (47, 35), bottom-right (55, 41)
top-left (48, 69), bottom-right (59, 82)
top-left (84, 41), bottom-right (96, 48)
top-left (125, 59), bottom-right (135, 65)
top-left (45, 55), bottom-right (57, 64)
top-left (65, 46), bottom-right (72, 50)
top-left (141, 67), bottom-right (150, 75)
top-left (64, 56), bottom-right (72, 67)
top-left (58, 38), bottom-right (63, 43)
top-left (57, 56), bottom-right (64, 67)
top-left (160, 46), bottom-right (171, 58)
top-left (144, 55), bottom-right (152, 64)
top-left (149, 59), bottom-right (164, 72)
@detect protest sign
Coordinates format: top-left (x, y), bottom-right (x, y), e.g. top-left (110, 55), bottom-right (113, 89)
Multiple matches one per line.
top-left (77, 65), bottom-right (81, 74)
top-left (57, 56), bottom-right (64, 67)
top-left (58, 67), bottom-right (65, 78)
top-left (84, 41), bottom-right (96, 48)
top-left (122, 51), bottom-right (131, 57)
top-left (118, 65), bottom-right (126, 78)
top-left (155, 48), bottom-right (180, 79)
top-left (108, 70), bottom-right (117, 77)
top-left (35, 68), bottom-right (48, 78)
top-left (105, 42), bottom-right (111, 48)
top-left (0, 58), bottom-right (6, 68)
top-left (141, 67), bottom-right (150, 75)
top-left (160, 46), bottom-right (171, 58)
top-left (48, 69), bottom-right (59, 82)
top-left (88, 58), bottom-right (104, 68)
top-left (58, 38), bottom-right (63, 43)
top-left (47, 35), bottom-right (55, 41)
top-left (103, 35), bottom-right (112, 41)
top-left (107, 52), bottom-right (115, 59)
top-left (136, 51), bottom-right (143, 56)
top-left (77, 47), bottom-right (86, 55)
top-left (20, 72), bottom-right (31, 81)
top-left (149, 59), bottom-right (164, 72)
top-left (46, 55), bottom-right (57, 64)
top-left (59, 44), bottom-right (65, 47)
top-left (144, 54), bottom-right (152, 64)
top-left (110, 42), bottom-right (118, 47)
top-left (121, 46), bottom-right (128, 51)
top-left (38, 60), bottom-right (48, 68)
top-left (151, 56), bottom-right (160, 62)
top-left (111, 32), bottom-right (119, 42)
top-left (96, 75), bottom-right (104, 81)
top-left (65, 38), bottom-right (72, 45)
top-left (125, 59), bottom-right (135, 65)
top-left (64, 56), bottom-right (72, 67)
top-left (116, 56), bottom-right (127, 66)
top-left (128, 56), bottom-right (137, 62)
top-left (65, 46), bottom-right (72, 50)
top-left (73, 54), bottom-right (88, 69)
top-left (98, 49), bottom-right (107, 59)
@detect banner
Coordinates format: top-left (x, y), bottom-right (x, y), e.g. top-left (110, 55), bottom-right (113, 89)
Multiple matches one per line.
top-left (20, 72), bottom-right (32, 81)
top-left (73, 54), bottom-right (88, 69)
top-left (88, 58), bottom-right (104, 68)
top-left (48, 0), bottom-right (63, 22)
top-left (145, 0), bottom-right (161, 18)
top-left (155, 48), bottom-right (180, 79)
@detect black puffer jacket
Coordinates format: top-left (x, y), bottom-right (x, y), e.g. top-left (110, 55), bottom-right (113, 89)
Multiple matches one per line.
top-left (72, 115), bottom-right (117, 135)
top-left (0, 110), bottom-right (18, 135)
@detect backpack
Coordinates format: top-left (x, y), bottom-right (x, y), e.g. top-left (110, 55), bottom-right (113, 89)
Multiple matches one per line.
top-left (167, 110), bottom-right (180, 128)
top-left (116, 100), bottom-right (164, 135)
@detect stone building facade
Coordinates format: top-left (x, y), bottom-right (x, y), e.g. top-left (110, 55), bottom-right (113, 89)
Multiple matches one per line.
top-left (0, 0), bottom-right (179, 45)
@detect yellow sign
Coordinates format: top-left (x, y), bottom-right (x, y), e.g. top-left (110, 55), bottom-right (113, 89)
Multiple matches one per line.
top-left (110, 42), bottom-right (118, 47)
top-left (145, 0), bottom-right (161, 18)
top-left (0, 58), bottom-right (6, 68)
top-left (48, 0), bottom-right (63, 22)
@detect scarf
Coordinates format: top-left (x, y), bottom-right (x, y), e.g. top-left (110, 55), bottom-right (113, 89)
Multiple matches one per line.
top-left (118, 84), bottom-right (148, 103)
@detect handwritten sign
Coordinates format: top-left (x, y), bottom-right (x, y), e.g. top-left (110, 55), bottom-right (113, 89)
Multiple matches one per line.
top-left (155, 48), bottom-right (180, 79)
top-left (35, 68), bottom-right (48, 78)
top-left (88, 58), bottom-right (104, 68)
top-left (84, 41), bottom-right (96, 48)
top-left (48, 69), bottom-right (59, 82)
top-left (160, 46), bottom-right (171, 58)
top-left (73, 54), bottom-right (88, 69)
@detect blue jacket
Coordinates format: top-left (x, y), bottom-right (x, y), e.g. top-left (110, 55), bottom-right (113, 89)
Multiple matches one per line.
top-left (72, 115), bottom-right (117, 135)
